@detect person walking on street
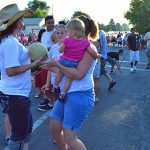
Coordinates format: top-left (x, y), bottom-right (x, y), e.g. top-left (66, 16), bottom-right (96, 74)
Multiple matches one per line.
top-left (99, 30), bottom-right (116, 90)
top-left (127, 28), bottom-right (140, 72)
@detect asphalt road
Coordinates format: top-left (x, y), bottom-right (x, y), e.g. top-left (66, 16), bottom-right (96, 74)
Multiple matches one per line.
top-left (0, 47), bottom-right (150, 150)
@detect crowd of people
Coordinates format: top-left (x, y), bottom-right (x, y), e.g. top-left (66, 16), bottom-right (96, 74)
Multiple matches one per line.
top-left (0, 3), bottom-right (150, 150)
top-left (106, 31), bottom-right (146, 49)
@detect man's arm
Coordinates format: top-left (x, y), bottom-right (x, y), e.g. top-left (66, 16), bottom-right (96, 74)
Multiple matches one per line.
top-left (144, 34), bottom-right (150, 41)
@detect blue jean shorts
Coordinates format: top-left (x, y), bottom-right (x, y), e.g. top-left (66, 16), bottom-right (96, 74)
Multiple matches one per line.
top-left (50, 88), bottom-right (95, 132)
top-left (93, 59), bottom-right (101, 78)
top-left (100, 58), bottom-right (107, 75)
top-left (59, 57), bottom-right (79, 68)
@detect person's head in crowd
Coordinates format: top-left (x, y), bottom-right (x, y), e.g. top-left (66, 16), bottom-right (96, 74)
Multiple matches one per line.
top-left (118, 49), bottom-right (124, 56)
top-left (55, 24), bottom-right (67, 43)
top-left (45, 15), bottom-right (55, 31)
top-left (77, 15), bottom-right (99, 41)
top-left (58, 20), bottom-right (67, 25)
top-left (65, 18), bottom-right (85, 39)
top-left (37, 28), bottom-right (46, 42)
top-left (130, 28), bottom-right (135, 34)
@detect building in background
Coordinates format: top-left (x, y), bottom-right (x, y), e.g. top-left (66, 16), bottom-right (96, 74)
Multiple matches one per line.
top-left (23, 18), bottom-right (45, 35)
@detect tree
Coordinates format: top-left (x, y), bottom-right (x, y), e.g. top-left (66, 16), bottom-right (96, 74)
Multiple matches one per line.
top-left (98, 23), bottom-right (106, 31)
top-left (27, 0), bottom-right (50, 18)
top-left (109, 18), bottom-right (116, 31)
top-left (72, 11), bottom-right (91, 19)
top-left (122, 23), bottom-right (129, 31)
top-left (116, 23), bottom-right (122, 31)
top-left (105, 25), bottom-right (112, 32)
top-left (124, 0), bottom-right (150, 34)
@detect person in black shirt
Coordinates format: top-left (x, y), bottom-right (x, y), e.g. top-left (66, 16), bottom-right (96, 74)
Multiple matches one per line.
top-left (127, 28), bottom-right (140, 72)
top-left (107, 49), bottom-right (124, 73)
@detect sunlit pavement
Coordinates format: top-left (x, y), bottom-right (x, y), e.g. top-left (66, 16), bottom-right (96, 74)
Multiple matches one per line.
top-left (1, 47), bottom-right (150, 150)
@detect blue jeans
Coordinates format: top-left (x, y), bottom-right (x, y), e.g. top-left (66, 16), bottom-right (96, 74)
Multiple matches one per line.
top-left (7, 95), bottom-right (33, 150)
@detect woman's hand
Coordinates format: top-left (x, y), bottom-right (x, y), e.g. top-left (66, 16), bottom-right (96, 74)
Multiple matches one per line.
top-left (40, 58), bottom-right (59, 69)
top-left (32, 56), bottom-right (47, 68)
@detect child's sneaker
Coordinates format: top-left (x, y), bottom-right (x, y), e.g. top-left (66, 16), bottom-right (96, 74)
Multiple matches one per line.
top-left (58, 93), bottom-right (65, 103)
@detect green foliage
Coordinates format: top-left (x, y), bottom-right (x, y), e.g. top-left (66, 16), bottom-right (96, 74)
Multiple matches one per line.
top-left (124, 0), bottom-right (150, 34)
top-left (71, 10), bottom-right (129, 32)
top-left (72, 11), bottom-right (91, 19)
top-left (116, 23), bottom-right (122, 31)
top-left (122, 23), bottom-right (129, 31)
top-left (34, 9), bottom-right (48, 18)
top-left (109, 18), bottom-right (116, 31)
top-left (27, 0), bottom-right (50, 18)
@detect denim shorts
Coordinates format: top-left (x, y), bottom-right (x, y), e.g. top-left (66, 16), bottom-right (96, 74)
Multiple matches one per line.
top-left (59, 57), bottom-right (79, 68)
top-left (100, 58), bottom-right (107, 75)
top-left (50, 88), bottom-right (95, 132)
top-left (93, 60), bottom-right (100, 78)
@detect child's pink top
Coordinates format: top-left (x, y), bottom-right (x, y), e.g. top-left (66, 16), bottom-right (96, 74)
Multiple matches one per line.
top-left (62, 37), bottom-right (90, 61)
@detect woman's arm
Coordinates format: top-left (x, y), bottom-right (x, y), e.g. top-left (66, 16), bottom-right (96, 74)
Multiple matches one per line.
top-left (6, 59), bottom-right (42, 77)
top-left (47, 51), bottom-right (93, 80)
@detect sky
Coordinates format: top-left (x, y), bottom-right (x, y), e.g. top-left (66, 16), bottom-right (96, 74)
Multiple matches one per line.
top-left (0, 0), bottom-right (131, 25)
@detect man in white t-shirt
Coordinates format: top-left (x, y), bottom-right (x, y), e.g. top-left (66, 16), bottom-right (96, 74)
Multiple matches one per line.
top-left (144, 31), bottom-right (150, 69)
top-left (41, 15), bottom-right (56, 50)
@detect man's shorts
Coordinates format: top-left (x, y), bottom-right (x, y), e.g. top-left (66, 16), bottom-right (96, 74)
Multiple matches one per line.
top-left (129, 50), bottom-right (139, 62)
top-left (107, 55), bottom-right (116, 66)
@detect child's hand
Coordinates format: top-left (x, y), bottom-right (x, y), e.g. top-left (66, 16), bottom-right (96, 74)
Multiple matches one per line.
top-left (41, 84), bottom-right (49, 93)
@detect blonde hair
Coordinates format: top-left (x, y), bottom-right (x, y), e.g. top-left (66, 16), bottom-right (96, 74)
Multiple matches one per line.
top-left (65, 18), bottom-right (85, 38)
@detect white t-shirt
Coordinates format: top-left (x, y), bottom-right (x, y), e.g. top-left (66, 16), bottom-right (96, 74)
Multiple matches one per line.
top-left (48, 43), bottom-right (62, 84)
top-left (0, 35), bottom-right (31, 96)
top-left (144, 32), bottom-right (150, 48)
top-left (41, 30), bottom-right (55, 48)
top-left (60, 60), bottom-right (96, 93)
